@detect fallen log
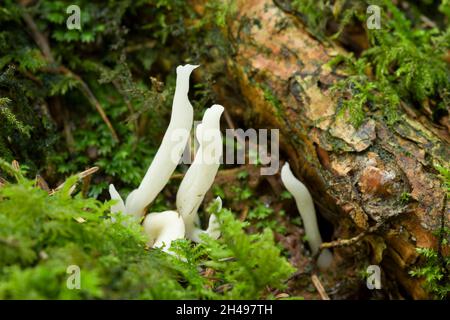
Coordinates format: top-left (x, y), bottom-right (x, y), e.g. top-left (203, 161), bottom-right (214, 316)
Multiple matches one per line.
top-left (195, 0), bottom-right (449, 299)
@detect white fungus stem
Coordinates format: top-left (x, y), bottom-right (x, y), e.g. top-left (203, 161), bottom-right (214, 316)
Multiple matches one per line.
top-left (108, 65), bottom-right (223, 251)
top-left (126, 64), bottom-right (198, 218)
top-left (110, 64), bottom-right (198, 219)
top-left (190, 205), bottom-right (221, 242)
top-left (176, 104), bottom-right (224, 241)
top-left (281, 162), bottom-right (333, 270)
top-left (142, 211), bottom-right (185, 253)
top-left (109, 184), bottom-right (125, 215)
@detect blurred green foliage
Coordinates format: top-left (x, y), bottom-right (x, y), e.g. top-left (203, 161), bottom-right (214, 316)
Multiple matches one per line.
top-left (0, 159), bottom-right (294, 299)
top-left (0, 0), bottom-right (448, 300)
top-left (0, 0), bottom-right (293, 300)
top-left (409, 227), bottom-right (450, 300)
top-left (0, 0), bottom-right (233, 197)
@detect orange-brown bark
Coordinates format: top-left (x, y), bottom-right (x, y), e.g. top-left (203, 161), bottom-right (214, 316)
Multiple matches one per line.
top-left (195, 0), bottom-right (449, 299)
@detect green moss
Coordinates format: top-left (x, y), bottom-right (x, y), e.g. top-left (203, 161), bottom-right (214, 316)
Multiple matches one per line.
top-left (409, 242), bottom-right (449, 300)
top-left (328, 53), bottom-right (401, 129)
top-left (0, 159), bottom-right (295, 299)
top-left (291, 0), bottom-right (329, 40)
top-left (294, 0), bottom-right (449, 129)
top-left (409, 164), bottom-right (450, 300)
top-left (259, 84), bottom-right (283, 118)
top-left (202, 208), bottom-right (295, 299)
top-left (0, 0), bottom-right (238, 195)
top-left (435, 164), bottom-right (450, 196)
top-left (399, 192), bottom-right (411, 204)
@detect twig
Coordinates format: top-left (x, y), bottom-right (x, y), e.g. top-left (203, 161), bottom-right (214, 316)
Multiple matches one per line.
top-left (124, 41), bottom-right (156, 53)
top-left (319, 207), bottom-right (407, 250)
top-left (286, 270), bottom-right (309, 282)
top-left (81, 175), bottom-right (92, 198)
top-left (41, 66), bottom-right (120, 142)
top-left (0, 177), bottom-right (6, 188)
top-left (35, 174), bottom-right (50, 192)
top-left (11, 160), bottom-right (20, 171)
top-left (77, 166), bottom-right (100, 179)
top-left (320, 229), bottom-right (370, 250)
top-left (51, 166), bottom-right (99, 195)
top-left (239, 206), bottom-right (249, 221)
top-left (60, 67), bottom-right (120, 142)
top-left (19, 4), bottom-right (54, 63)
top-left (311, 274), bottom-right (330, 300)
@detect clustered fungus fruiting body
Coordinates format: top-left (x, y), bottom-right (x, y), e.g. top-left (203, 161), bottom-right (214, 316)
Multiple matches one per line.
top-left (176, 104), bottom-right (224, 242)
top-left (109, 64), bottom-right (332, 268)
top-left (124, 64), bottom-right (198, 219)
top-left (142, 211), bottom-right (185, 253)
top-left (109, 64), bottom-right (222, 252)
top-left (281, 162), bottom-right (333, 270)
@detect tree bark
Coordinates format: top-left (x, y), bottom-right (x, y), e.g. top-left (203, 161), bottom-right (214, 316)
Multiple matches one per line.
top-left (195, 0), bottom-right (449, 299)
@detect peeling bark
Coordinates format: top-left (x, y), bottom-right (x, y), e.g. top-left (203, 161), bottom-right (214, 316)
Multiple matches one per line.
top-left (195, 0), bottom-right (449, 299)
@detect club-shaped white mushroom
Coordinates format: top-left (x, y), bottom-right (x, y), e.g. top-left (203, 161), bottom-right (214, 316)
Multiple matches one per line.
top-left (176, 104), bottom-right (224, 242)
top-left (188, 198), bottom-right (222, 243)
top-left (142, 210), bottom-right (185, 252)
top-left (281, 162), bottom-right (333, 270)
top-left (109, 184), bottom-right (125, 216)
top-left (108, 64), bottom-right (198, 219)
top-left (108, 66), bottom-right (223, 251)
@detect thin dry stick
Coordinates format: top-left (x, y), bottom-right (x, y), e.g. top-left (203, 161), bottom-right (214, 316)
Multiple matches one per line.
top-left (311, 274), bottom-right (330, 300)
top-left (59, 66), bottom-right (120, 142)
top-left (19, 6), bottom-right (54, 63)
top-left (35, 175), bottom-right (50, 192)
top-left (320, 230), bottom-right (371, 250)
top-left (319, 207), bottom-right (407, 250)
top-left (77, 166), bottom-right (100, 179)
top-left (75, 75), bottom-right (120, 142)
top-left (11, 160), bottom-right (20, 171)
top-left (51, 166), bottom-right (99, 195)
top-left (124, 41), bottom-right (156, 53)
top-left (42, 66), bottom-right (120, 142)
top-left (81, 175), bottom-right (92, 198)
top-left (0, 177), bottom-right (6, 188)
